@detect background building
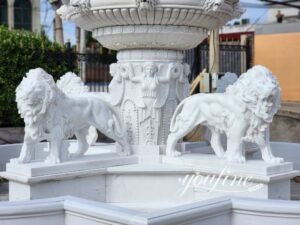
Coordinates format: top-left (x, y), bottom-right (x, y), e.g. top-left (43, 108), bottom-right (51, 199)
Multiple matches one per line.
top-left (0, 0), bottom-right (40, 33)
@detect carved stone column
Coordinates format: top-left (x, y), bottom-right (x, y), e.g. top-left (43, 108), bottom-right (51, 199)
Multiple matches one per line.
top-left (109, 50), bottom-right (190, 146)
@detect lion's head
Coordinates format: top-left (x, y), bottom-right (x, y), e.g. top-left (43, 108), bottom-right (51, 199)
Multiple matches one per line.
top-left (16, 68), bottom-right (56, 139)
top-left (226, 65), bottom-right (281, 123)
top-left (226, 65), bottom-right (281, 143)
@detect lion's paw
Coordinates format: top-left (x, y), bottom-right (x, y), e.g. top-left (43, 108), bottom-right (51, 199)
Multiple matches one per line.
top-left (225, 154), bottom-right (246, 163)
top-left (45, 156), bottom-right (61, 164)
top-left (69, 152), bottom-right (84, 159)
top-left (118, 151), bottom-right (130, 157)
top-left (166, 150), bottom-right (182, 157)
top-left (264, 157), bottom-right (284, 164)
top-left (10, 158), bottom-right (24, 164)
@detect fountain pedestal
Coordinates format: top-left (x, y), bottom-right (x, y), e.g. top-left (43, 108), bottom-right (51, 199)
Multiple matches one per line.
top-left (110, 50), bottom-right (189, 148)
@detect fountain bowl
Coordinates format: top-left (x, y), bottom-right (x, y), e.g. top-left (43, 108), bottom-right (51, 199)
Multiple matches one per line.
top-left (58, 0), bottom-right (242, 50)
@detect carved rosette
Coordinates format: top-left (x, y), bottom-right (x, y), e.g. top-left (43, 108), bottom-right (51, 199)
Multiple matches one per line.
top-left (109, 50), bottom-right (190, 145)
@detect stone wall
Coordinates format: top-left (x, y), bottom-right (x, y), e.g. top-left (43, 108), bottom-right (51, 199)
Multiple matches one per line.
top-left (270, 102), bottom-right (300, 143)
top-left (0, 128), bottom-right (24, 145)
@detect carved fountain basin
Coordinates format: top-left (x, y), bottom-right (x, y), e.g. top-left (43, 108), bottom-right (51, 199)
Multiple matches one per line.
top-left (58, 0), bottom-right (241, 50)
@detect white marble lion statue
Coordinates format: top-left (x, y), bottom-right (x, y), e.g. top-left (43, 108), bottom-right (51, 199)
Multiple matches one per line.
top-left (15, 68), bottom-right (130, 164)
top-left (166, 65), bottom-right (283, 164)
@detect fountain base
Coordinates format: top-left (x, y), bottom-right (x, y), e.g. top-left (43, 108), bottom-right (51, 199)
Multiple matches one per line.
top-left (2, 143), bottom-right (298, 203)
top-left (1, 153), bottom-right (137, 201)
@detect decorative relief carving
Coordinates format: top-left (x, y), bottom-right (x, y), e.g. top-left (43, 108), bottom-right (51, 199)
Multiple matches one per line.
top-left (122, 100), bottom-right (139, 145)
top-left (109, 63), bottom-right (124, 106)
top-left (159, 99), bottom-right (177, 145)
top-left (136, 0), bottom-right (157, 10)
top-left (58, 0), bottom-right (91, 20)
top-left (58, 0), bottom-right (242, 50)
top-left (59, 3), bottom-right (239, 31)
top-left (109, 55), bottom-right (191, 146)
top-left (95, 25), bottom-right (206, 36)
top-left (203, 0), bottom-right (225, 11)
top-left (176, 63), bottom-right (190, 102)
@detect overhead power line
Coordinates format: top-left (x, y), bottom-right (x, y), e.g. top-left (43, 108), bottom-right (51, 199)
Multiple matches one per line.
top-left (260, 0), bottom-right (300, 9)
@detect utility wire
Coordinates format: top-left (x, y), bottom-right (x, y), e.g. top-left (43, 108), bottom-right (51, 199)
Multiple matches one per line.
top-left (246, 9), bottom-right (269, 31)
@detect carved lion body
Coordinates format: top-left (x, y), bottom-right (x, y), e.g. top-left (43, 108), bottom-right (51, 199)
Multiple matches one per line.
top-left (16, 68), bottom-right (129, 164)
top-left (166, 65), bottom-right (283, 163)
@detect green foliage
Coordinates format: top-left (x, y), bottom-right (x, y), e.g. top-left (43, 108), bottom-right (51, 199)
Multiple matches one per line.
top-left (0, 26), bottom-right (72, 127)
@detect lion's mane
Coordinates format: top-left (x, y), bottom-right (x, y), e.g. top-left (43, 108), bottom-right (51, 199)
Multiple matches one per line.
top-left (225, 65), bottom-right (281, 143)
top-left (16, 68), bottom-right (57, 140)
top-left (16, 68), bottom-right (94, 141)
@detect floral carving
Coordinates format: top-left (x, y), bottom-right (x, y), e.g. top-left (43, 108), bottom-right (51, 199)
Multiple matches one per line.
top-left (136, 0), bottom-right (157, 10)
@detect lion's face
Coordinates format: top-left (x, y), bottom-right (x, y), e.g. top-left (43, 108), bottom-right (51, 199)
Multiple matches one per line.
top-left (256, 86), bottom-right (280, 122)
top-left (226, 65), bottom-right (281, 123)
top-left (17, 84), bottom-right (47, 122)
top-left (16, 68), bottom-right (56, 137)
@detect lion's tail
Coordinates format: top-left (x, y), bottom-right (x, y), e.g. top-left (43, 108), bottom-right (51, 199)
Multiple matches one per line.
top-left (170, 96), bottom-right (192, 133)
top-left (92, 93), bottom-right (125, 139)
top-left (56, 72), bottom-right (89, 95)
top-left (107, 104), bottom-right (126, 139)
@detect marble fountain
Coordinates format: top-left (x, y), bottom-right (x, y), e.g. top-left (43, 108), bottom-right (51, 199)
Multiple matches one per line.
top-left (0, 0), bottom-right (300, 224)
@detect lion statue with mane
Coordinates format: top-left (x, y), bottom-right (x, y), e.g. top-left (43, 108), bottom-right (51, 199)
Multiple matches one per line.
top-left (166, 65), bottom-right (283, 164)
top-left (15, 68), bottom-right (130, 164)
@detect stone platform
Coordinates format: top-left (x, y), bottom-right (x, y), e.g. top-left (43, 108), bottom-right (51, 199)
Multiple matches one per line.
top-left (106, 156), bottom-right (298, 204)
top-left (0, 153), bottom-right (138, 201)
top-left (1, 143), bottom-right (299, 205)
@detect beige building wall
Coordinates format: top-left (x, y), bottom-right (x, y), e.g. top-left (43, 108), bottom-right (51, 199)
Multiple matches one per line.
top-left (254, 32), bottom-right (300, 101)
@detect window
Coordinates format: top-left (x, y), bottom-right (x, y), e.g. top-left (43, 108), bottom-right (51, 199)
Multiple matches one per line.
top-left (0, 0), bottom-right (8, 27)
top-left (14, 0), bottom-right (32, 30)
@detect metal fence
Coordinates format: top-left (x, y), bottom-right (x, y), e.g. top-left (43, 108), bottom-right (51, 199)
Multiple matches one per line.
top-left (59, 50), bottom-right (116, 92)
top-left (61, 43), bottom-right (252, 92)
top-left (76, 53), bottom-right (116, 92)
top-left (184, 43), bottom-right (253, 81)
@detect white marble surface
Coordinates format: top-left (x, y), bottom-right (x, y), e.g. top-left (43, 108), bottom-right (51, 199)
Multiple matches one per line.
top-left (0, 196), bottom-right (300, 225)
top-left (58, 0), bottom-right (242, 50)
top-left (1, 153), bottom-right (137, 201)
top-left (162, 154), bottom-right (293, 176)
top-left (166, 66), bottom-right (283, 164)
top-left (15, 68), bottom-right (130, 164)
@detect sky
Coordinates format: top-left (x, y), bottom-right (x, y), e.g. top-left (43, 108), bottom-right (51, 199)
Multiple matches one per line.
top-left (40, 0), bottom-right (269, 45)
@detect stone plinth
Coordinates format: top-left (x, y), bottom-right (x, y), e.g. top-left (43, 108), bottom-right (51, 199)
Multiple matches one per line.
top-left (105, 155), bottom-right (298, 205)
top-left (0, 153), bottom-right (138, 201)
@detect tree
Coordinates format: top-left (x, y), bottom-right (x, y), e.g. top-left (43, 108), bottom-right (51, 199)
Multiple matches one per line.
top-left (0, 26), bottom-right (72, 127)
